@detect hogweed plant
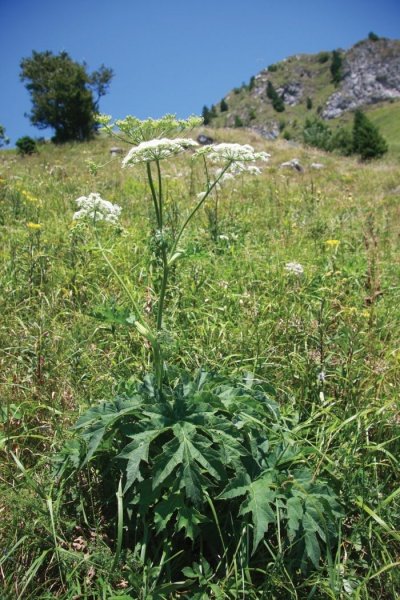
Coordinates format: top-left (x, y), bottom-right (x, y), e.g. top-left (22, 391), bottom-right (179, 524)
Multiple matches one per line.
top-left (58, 114), bottom-right (342, 593)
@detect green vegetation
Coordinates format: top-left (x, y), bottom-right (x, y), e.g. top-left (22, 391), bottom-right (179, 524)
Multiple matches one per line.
top-left (266, 81), bottom-right (285, 112)
top-left (16, 135), bottom-right (38, 155)
top-left (353, 109), bottom-right (388, 160)
top-left (368, 31), bottom-right (380, 41)
top-left (220, 99), bottom-right (228, 112)
top-left (330, 50), bottom-right (343, 86)
top-left (0, 124), bottom-right (9, 147)
top-left (1, 120), bottom-right (399, 599)
top-left (20, 50), bottom-right (113, 143)
top-left (303, 111), bottom-right (387, 160)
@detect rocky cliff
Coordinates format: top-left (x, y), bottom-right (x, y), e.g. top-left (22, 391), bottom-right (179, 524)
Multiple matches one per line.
top-left (322, 39), bottom-right (400, 119)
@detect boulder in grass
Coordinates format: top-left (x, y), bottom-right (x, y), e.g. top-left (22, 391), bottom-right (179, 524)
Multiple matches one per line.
top-left (280, 158), bottom-right (304, 172)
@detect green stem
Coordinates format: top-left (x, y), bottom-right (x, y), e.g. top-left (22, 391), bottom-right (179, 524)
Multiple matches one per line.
top-left (155, 159), bottom-right (163, 229)
top-left (157, 248), bottom-right (169, 332)
top-left (170, 160), bottom-right (233, 256)
top-left (147, 162), bottom-right (161, 228)
top-left (94, 232), bottom-right (162, 382)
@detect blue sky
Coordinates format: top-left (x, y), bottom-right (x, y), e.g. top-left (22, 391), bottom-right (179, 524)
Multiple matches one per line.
top-left (1, 0), bottom-right (399, 144)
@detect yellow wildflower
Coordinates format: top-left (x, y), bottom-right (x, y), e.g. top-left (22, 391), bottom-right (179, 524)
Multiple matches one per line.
top-left (27, 222), bottom-right (42, 230)
top-left (21, 189), bottom-right (41, 206)
top-left (325, 239), bottom-right (340, 247)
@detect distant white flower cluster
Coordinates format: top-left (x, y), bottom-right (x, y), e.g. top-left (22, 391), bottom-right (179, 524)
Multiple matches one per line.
top-left (285, 262), bottom-right (304, 275)
top-left (216, 161), bottom-right (263, 183)
top-left (122, 138), bottom-right (198, 167)
top-left (195, 143), bottom-right (270, 164)
top-left (73, 193), bottom-right (122, 224)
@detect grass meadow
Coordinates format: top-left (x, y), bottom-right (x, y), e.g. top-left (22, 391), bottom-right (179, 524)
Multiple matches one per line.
top-left (0, 128), bottom-right (399, 599)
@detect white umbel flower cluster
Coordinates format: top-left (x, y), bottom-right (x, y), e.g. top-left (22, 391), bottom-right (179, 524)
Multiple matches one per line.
top-left (285, 262), bottom-right (304, 275)
top-left (195, 143), bottom-right (270, 163)
top-left (73, 193), bottom-right (122, 224)
top-left (122, 138), bottom-right (198, 167)
top-left (216, 161), bottom-right (263, 183)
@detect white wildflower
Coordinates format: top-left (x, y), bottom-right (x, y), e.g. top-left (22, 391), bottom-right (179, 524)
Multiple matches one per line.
top-left (285, 262), bottom-right (304, 275)
top-left (73, 193), bottom-right (121, 224)
top-left (195, 143), bottom-right (270, 163)
top-left (122, 138), bottom-right (198, 167)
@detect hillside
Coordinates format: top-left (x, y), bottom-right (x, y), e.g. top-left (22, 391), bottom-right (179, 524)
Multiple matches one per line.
top-left (205, 36), bottom-right (400, 156)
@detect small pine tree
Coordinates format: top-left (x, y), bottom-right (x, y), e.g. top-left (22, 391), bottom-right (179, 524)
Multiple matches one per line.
top-left (202, 105), bottom-right (211, 125)
top-left (306, 97), bottom-right (313, 110)
top-left (248, 75), bottom-right (256, 91)
top-left (368, 31), bottom-right (380, 41)
top-left (220, 99), bottom-right (228, 112)
top-left (352, 110), bottom-right (388, 160)
top-left (266, 81), bottom-right (285, 112)
top-left (330, 50), bottom-right (343, 85)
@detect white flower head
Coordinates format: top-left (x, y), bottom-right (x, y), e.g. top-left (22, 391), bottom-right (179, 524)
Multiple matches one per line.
top-left (195, 143), bottom-right (270, 164)
top-left (73, 193), bottom-right (122, 224)
top-left (285, 262), bottom-right (304, 275)
top-left (122, 138), bottom-right (198, 167)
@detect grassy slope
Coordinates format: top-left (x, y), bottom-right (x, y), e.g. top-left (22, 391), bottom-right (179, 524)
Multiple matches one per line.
top-left (0, 132), bottom-right (399, 598)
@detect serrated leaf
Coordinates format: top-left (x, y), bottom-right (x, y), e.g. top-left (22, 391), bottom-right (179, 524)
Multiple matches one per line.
top-left (91, 304), bottom-right (131, 325)
top-left (218, 471), bottom-right (251, 500)
top-left (154, 493), bottom-right (182, 533)
top-left (286, 495), bottom-right (304, 542)
top-left (237, 474), bottom-right (277, 553)
top-left (122, 442), bottom-right (150, 492)
top-left (176, 504), bottom-right (206, 540)
top-left (153, 437), bottom-right (184, 490)
top-left (304, 530), bottom-right (321, 567)
top-left (79, 421), bottom-right (108, 466)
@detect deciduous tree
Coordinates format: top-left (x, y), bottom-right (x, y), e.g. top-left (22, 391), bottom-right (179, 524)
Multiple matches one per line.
top-left (20, 51), bottom-right (113, 143)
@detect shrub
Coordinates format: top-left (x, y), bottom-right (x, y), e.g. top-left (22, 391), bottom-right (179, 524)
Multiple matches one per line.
top-left (317, 52), bottom-right (330, 64)
top-left (16, 136), bottom-right (37, 155)
top-left (234, 115), bottom-right (243, 127)
top-left (352, 109), bottom-right (388, 160)
top-left (303, 118), bottom-right (332, 150)
top-left (306, 97), bottom-right (313, 110)
top-left (248, 75), bottom-right (256, 90)
top-left (268, 63), bottom-right (278, 72)
top-left (330, 126), bottom-right (354, 155)
top-left (368, 31), bottom-right (380, 41)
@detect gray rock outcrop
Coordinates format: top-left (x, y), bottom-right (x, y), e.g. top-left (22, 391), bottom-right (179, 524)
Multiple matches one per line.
top-left (322, 39), bottom-right (400, 119)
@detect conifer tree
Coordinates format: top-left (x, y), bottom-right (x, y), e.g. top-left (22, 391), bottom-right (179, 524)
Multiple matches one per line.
top-left (220, 99), bottom-right (228, 112)
top-left (352, 110), bottom-right (388, 160)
